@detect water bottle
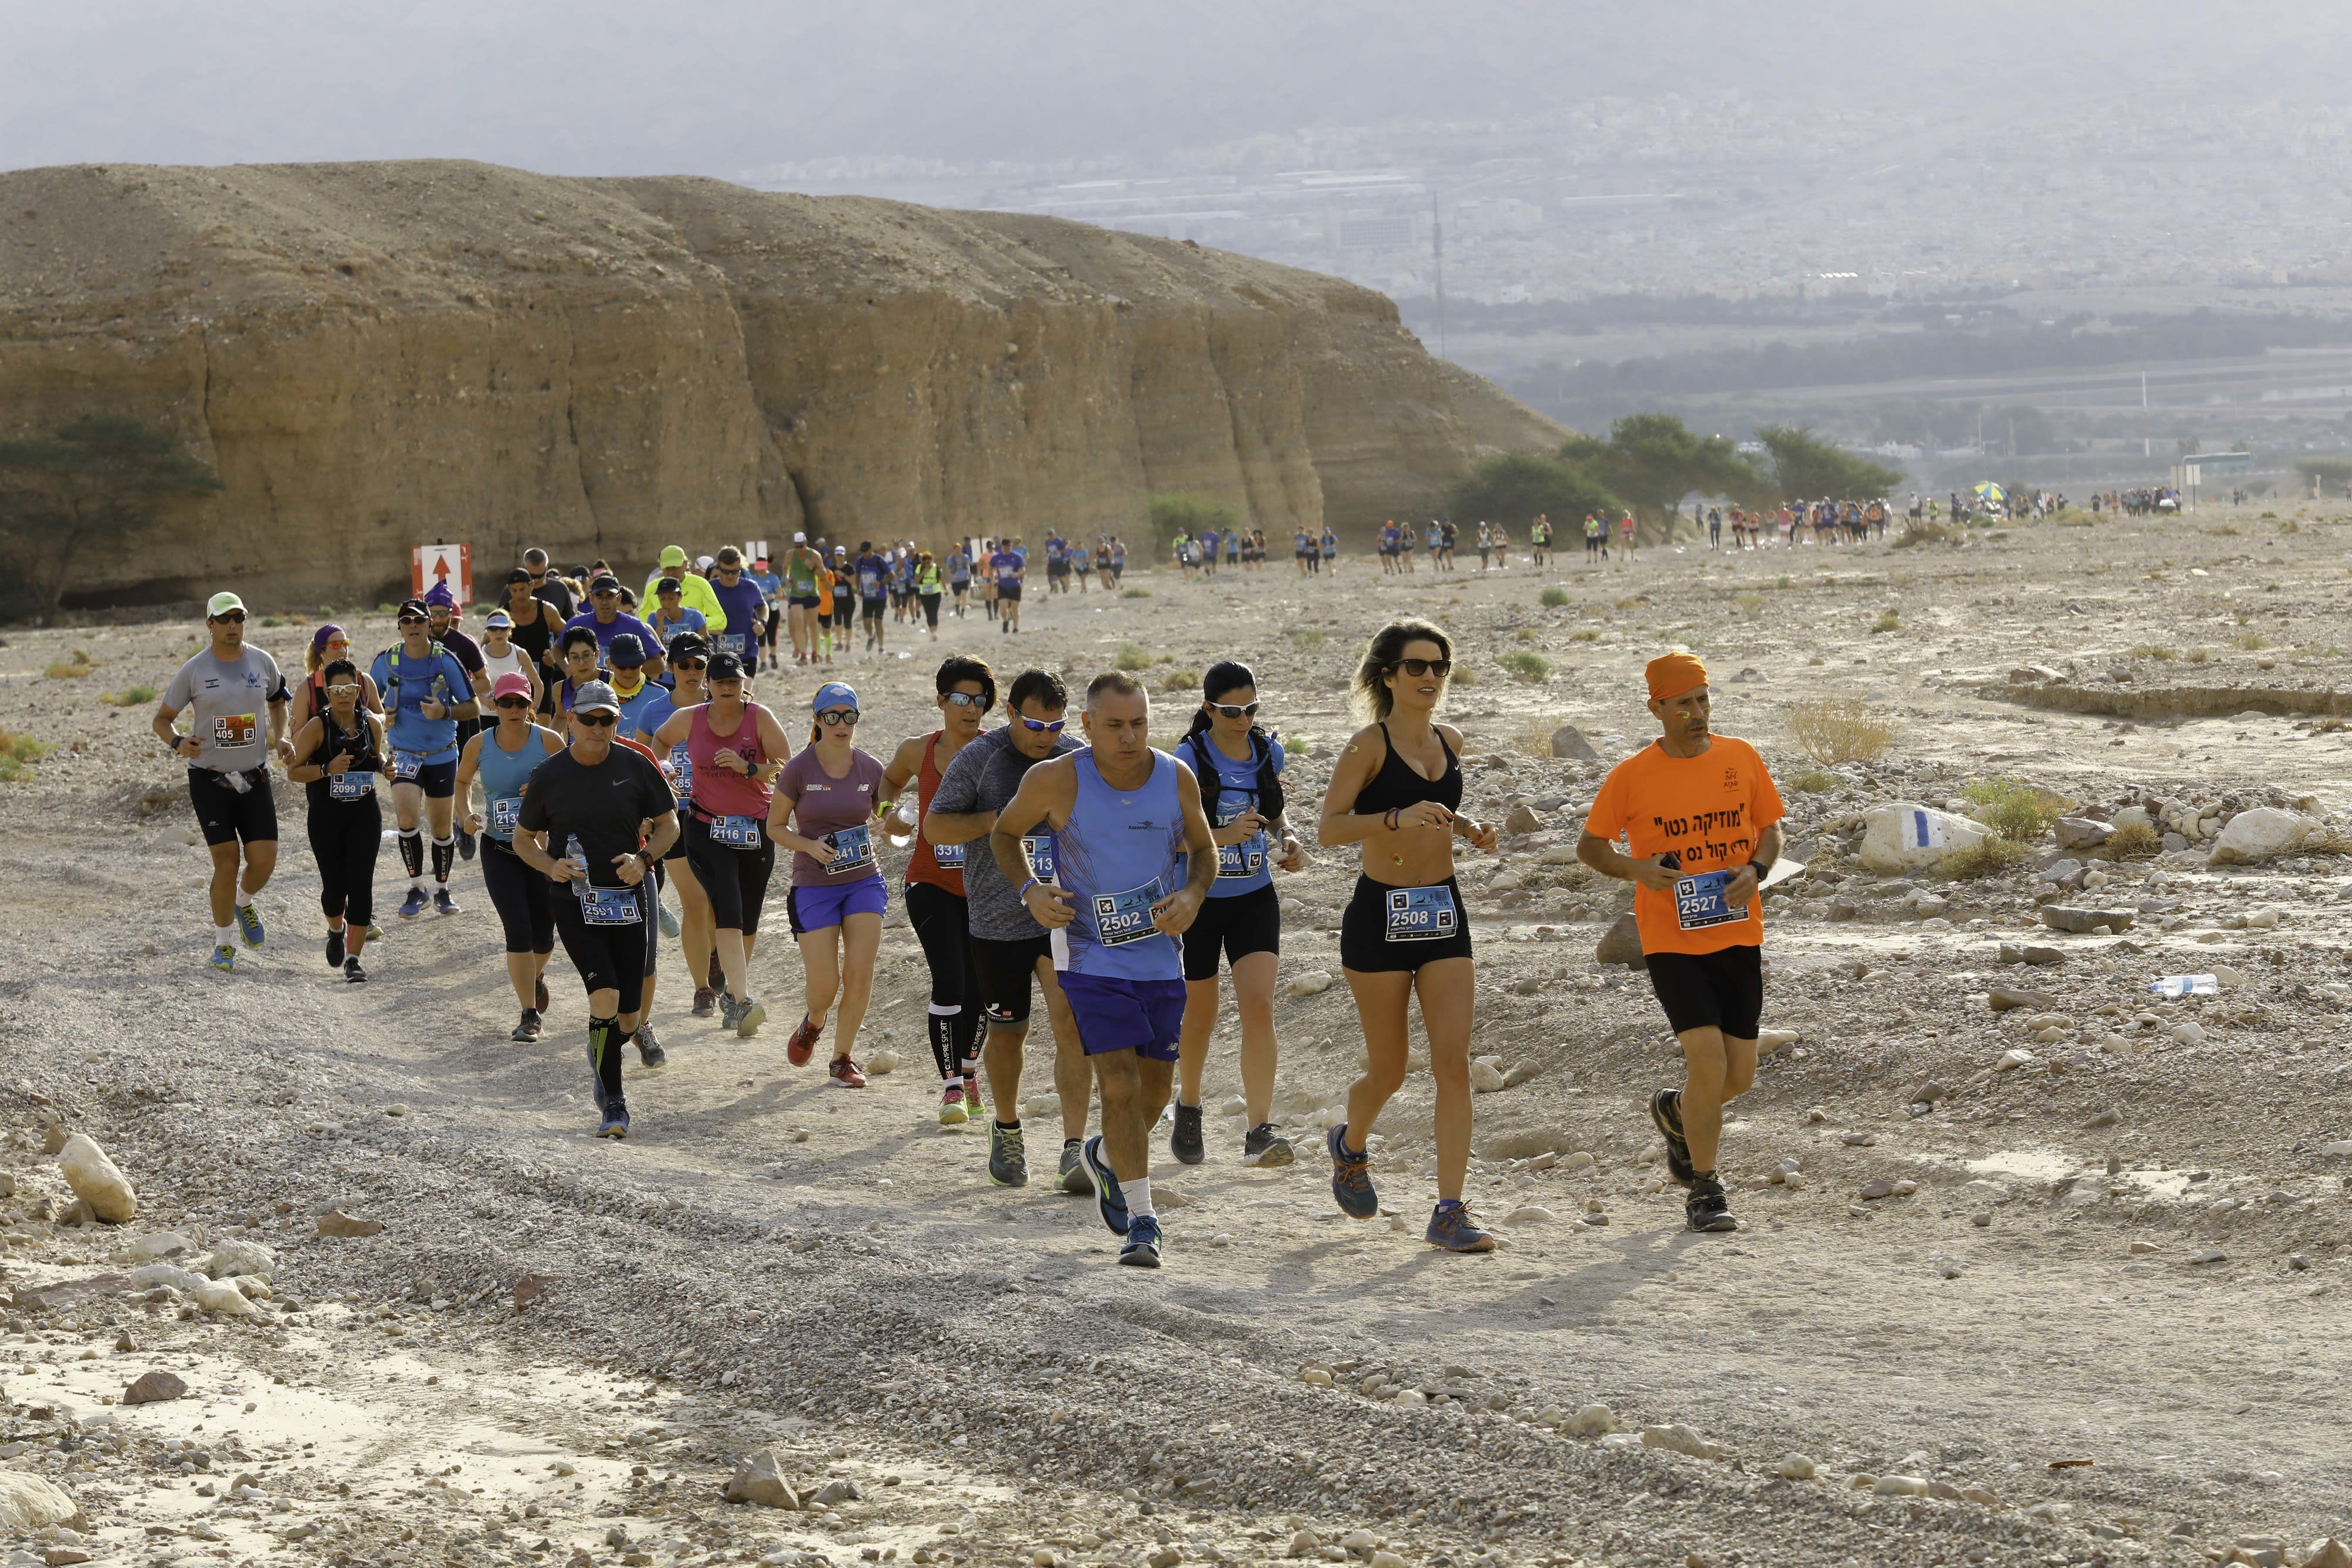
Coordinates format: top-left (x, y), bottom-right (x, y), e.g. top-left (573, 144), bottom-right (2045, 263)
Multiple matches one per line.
top-left (2150, 974), bottom-right (2217, 998)
top-left (565, 835), bottom-right (587, 886)
top-left (881, 797), bottom-right (918, 851)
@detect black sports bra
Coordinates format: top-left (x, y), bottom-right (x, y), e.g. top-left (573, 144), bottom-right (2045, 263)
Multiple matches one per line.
top-left (1350, 721), bottom-right (1462, 816)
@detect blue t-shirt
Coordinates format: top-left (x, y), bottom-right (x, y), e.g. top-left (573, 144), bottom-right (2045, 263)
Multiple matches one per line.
top-left (947, 551), bottom-right (971, 583)
top-left (562, 611), bottom-right (660, 661)
top-left (370, 644), bottom-right (473, 764)
top-left (1045, 536), bottom-right (1067, 566)
top-left (1180, 733), bottom-right (1285, 898)
top-left (856, 556), bottom-right (888, 602)
top-left (611, 677), bottom-right (667, 740)
top-left (990, 550), bottom-right (1023, 586)
top-left (707, 577), bottom-right (767, 658)
top-left (632, 687), bottom-right (694, 798)
top-left (648, 607), bottom-right (707, 648)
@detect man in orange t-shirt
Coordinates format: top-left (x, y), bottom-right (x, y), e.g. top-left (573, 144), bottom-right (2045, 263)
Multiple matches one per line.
top-left (1578, 652), bottom-right (1785, 1233)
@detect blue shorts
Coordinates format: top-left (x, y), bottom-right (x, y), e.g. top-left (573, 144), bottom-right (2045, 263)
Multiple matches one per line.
top-left (1057, 972), bottom-right (1185, 1063)
top-left (786, 875), bottom-right (887, 935)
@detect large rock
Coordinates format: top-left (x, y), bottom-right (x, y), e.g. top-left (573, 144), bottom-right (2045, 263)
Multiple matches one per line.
top-left (0, 1472), bottom-right (79, 1530)
top-left (2039, 905), bottom-right (2137, 934)
top-left (0, 161), bottom-right (1562, 607)
top-left (122, 1369), bottom-right (187, 1406)
top-left (2208, 807), bottom-right (2318, 865)
top-left (1857, 803), bottom-right (1992, 874)
top-left (1595, 913), bottom-right (1645, 968)
top-left (2052, 816), bottom-right (2113, 851)
top-left (723, 1449), bottom-right (800, 1510)
top-left (1548, 725), bottom-right (1601, 761)
top-left (55, 1134), bottom-right (136, 1224)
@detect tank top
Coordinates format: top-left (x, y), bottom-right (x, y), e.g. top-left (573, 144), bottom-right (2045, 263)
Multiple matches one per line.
top-left (1051, 749), bottom-right (1185, 981)
top-left (504, 598), bottom-right (553, 673)
top-left (688, 702), bottom-right (771, 821)
top-left (476, 722), bottom-right (558, 843)
top-left (1348, 721), bottom-right (1462, 817)
top-left (302, 711), bottom-right (382, 811)
top-left (905, 731), bottom-right (965, 897)
top-left (481, 644), bottom-right (529, 690)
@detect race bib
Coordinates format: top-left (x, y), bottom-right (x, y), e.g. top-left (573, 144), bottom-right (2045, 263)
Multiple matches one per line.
top-left (713, 632), bottom-right (746, 657)
top-left (825, 823), bottom-right (875, 875)
top-left (389, 750), bottom-right (424, 782)
top-left (328, 771), bottom-right (373, 801)
top-left (1384, 884), bottom-right (1458, 942)
top-left (1673, 870), bottom-right (1743, 931)
top-left (1214, 805), bottom-right (1265, 879)
top-left (211, 713), bottom-right (258, 748)
top-left (578, 885), bottom-right (642, 925)
top-left (1020, 833), bottom-right (1057, 882)
top-left (1091, 879), bottom-right (1165, 947)
top-left (490, 797), bottom-right (522, 835)
top-left (707, 813), bottom-right (763, 850)
top-left (933, 840), bottom-right (965, 869)
top-left (666, 742), bottom-right (693, 798)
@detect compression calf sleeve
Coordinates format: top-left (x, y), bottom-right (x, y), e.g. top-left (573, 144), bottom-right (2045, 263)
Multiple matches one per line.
top-left (588, 1017), bottom-right (626, 1104)
top-left (927, 1003), bottom-right (960, 1081)
top-left (398, 828), bottom-right (424, 880)
top-left (430, 835), bottom-right (455, 883)
top-left (951, 1005), bottom-right (981, 1075)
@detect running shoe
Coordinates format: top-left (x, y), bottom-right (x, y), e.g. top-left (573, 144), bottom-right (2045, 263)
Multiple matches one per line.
top-left (598, 1101), bottom-right (630, 1139)
top-left (234, 902), bottom-right (266, 949)
top-left (343, 956), bottom-right (367, 984)
top-left (657, 897), bottom-right (681, 939)
top-left (1119, 1213), bottom-right (1164, 1269)
top-left (828, 1055), bottom-right (867, 1089)
top-left (1425, 1200), bottom-right (1497, 1253)
top-left (635, 1024), bottom-right (667, 1068)
top-left (397, 886), bottom-right (428, 921)
top-left (368, 925), bottom-right (386, 944)
top-left (1686, 1176), bottom-right (1738, 1233)
top-left (206, 944), bottom-right (236, 975)
top-left (735, 998), bottom-right (766, 1039)
top-left (433, 887), bottom-right (461, 917)
top-left (1079, 1134), bottom-right (1130, 1236)
top-left (534, 975), bottom-right (550, 1013)
top-left (691, 987), bottom-right (717, 1019)
top-left (325, 926), bottom-right (345, 968)
top-left (1649, 1088), bottom-right (1696, 1189)
top-left (939, 1081), bottom-right (970, 1126)
top-left (963, 1074), bottom-right (984, 1118)
top-left (1242, 1123), bottom-right (1294, 1168)
top-left (988, 1121), bottom-right (1027, 1186)
top-left (1327, 1124), bottom-right (1377, 1219)
top-left (512, 1008), bottom-right (543, 1044)
top-left (1170, 1102), bottom-right (1204, 1166)
top-left (458, 827), bottom-right (477, 863)
top-left (1058, 1139), bottom-right (1090, 1194)
top-left (785, 1014), bottom-right (822, 1067)
top-left (587, 1041), bottom-right (610, 1114)
top-left (719, 993), bottom-right (743, 1032)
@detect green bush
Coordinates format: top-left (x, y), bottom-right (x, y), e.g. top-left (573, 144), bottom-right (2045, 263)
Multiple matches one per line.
top-left (102, 685), bottom-right (158, 707)
top-left (1113, 642), bottom-right (1154, 672)
top-left (1146, 493), bottom-right (1240, 560)
top-left (1961, 776), bottom-right (2067, 842)
top-left (1496, 650), bottom-right (1552, 683)
top-left (1538, 586), bottom-right (1571, 608)
top-left (1788, 768), bottom-right (1841, 793)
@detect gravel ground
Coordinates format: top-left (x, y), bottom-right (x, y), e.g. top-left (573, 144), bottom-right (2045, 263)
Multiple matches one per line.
top-left (3, 511), bottom-right (2351, 1568)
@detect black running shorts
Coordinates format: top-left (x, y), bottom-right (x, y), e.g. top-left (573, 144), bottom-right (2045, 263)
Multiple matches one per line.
top-left (1644, 944), bottom-right (1762, 1039)
top-left (1181, 881), bottom-right (1280, 981)
top-left (188, 767), bottom-right (278, 847)
top-left (971, 932), bottom-right (1053, 1027)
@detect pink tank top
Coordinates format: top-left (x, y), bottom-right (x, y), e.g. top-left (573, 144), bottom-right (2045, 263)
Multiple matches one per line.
top-left (687, 702), bottom-right (772, 821)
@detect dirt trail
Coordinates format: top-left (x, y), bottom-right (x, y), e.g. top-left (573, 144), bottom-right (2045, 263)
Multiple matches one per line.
top-left (3, 510), bottom-right (2351, 1568)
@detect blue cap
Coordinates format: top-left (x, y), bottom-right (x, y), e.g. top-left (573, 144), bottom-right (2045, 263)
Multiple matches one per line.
top-left (812, 681), bottom-right (858, 713)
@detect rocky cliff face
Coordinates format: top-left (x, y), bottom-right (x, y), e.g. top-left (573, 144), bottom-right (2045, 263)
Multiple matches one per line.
top-left (0, 161), bottom-right (1562, 608)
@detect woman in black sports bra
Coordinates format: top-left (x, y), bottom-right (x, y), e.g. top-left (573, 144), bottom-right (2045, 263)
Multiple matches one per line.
top-left (1315, 617), bottom-right (1499, 1253)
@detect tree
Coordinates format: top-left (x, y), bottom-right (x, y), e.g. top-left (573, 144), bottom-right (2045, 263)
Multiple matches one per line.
top-left (1144, 493), bottom-right (1240, 563)
top-left (1444, 453), bottom-right (1622, 535)
top-left (1555, 413), bottom-right (1767, 543)
top-left (0, 417), bottom-right (222, 623)
top-left (1750, 425), bottom-right (1904, 502)
top-left (2292, 456), bottom-right (2352, 496)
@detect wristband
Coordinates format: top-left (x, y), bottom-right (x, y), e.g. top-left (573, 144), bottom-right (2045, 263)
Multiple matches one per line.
top-left (1384, 808), bottom-right (1399, 831)
top-left (1019, 877), bottom-right (1040, 899)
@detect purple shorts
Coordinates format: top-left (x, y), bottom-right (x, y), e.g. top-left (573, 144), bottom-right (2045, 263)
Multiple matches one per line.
top-left (1057, 972), bottom-right (1185, 1063)
top-left (786, 874), bottom-right (888, 935)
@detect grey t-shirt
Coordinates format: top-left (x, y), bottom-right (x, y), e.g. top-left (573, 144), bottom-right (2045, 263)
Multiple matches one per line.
top-left (163, 647), bottom-right (285, 773)
top-left (930, 725), bottom-right (1080, 941)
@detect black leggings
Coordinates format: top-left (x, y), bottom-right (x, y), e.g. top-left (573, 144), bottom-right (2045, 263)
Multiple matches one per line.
top-left (552, 885), bottom-right (650, 1015)
top-left (920, 592), bottom-right (941, 628)
top-left (906, 881), bottom-right (981, 1078)
top-left (306, 797), bottom-right (381, 928)
top-left (480, 837), bottom-right (554, 955)
top-left (683, 815), bottom-right (777, 934)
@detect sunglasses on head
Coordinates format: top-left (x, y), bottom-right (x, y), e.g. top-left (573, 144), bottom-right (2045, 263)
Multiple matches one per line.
top-left (1391, 657), bottom-right (1451, 678)
top-left (817, 710), bottom-right (859, 727)
top-left (574, 711), bottom-right (618, 728)
top-left (1207, 700), bottom-right (1261, 719)
top-left (943, 691), bottom-right (991, 709)
top-left (1016, 714), bottom-right (1066, 734)
top-left (213, 611), bottom-right (246, 624)
top-left (495, 696), bottom-right (532, 710)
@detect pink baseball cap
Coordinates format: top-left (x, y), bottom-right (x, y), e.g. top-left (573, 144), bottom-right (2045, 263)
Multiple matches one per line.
top-left (492, 673), bottom-right (533, 701)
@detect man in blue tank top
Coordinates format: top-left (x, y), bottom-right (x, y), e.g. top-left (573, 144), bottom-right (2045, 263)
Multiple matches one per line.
top-left (990, 671), bottom-right (1215, 1269)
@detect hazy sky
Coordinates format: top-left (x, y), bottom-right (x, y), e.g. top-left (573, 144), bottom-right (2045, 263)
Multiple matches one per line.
top-left (4, 1), bottom-right (2343, 179)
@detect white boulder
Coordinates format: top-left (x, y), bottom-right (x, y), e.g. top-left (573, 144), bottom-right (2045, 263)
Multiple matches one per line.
top-left (1860, 803), bottom-right (1992, 874)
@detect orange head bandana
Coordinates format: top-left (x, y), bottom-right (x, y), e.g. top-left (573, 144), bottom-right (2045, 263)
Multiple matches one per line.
top-left (1646, 653), bottom-right (1708, 703)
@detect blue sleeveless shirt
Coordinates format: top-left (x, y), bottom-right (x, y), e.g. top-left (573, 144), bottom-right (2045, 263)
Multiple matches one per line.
top-left (1051, 749), bottom-right (1185, 981)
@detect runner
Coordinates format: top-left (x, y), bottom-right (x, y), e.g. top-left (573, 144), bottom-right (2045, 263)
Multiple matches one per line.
top-left (989, 670), bottom-right (1217, 1268)
top-left (1707, 506), bottom-right (1723, 550)
top-left (1171, 661), bottom-right (1305, 1167)
top-left (880, 656), bottom-right (994, 1125)
top-left (827, 547), bottom-right (855, 660)
top-left (947, 543), bottom-right (973, 617)
top-left (1585, 513), bottom-right (1604, 561)
top-left (1576, 653), bottom-right (1784, 1234)
top-left (924, 669), bottom-right (1097, 1189)
top-left (1491, 521), bottom-right (1512, 569)
top-left (775, 682), bottom-right (888, 1086)
top-left (492, 569), bottom-right (562, 692)
top-left (980, 537), bottom-right (1000, 622)
top-left (283, 656), bottom-right (385, 982)
top-left (1531, 514), bottom-right (1550, 569)
top-left (854, 541), bottom-right (890, 654)
top-left (1110, 536), bottom-right (1127, 584)
top-left (749, 554), bottom-right (784, 663)
top-left (914, 551), bottom-right (944, 640)
top-left (1294, 527), bottom-right (1313, 577)
top-left (522, 548), bottom-right (577, 620)
top-left (990, 536), bottom-right (1025, 636)
top-left (652, 650), bottom-right (792, 1037)
top-left (707, 547), bottom-right (769, 678)
top-left (549, 628), bottom-right (602, 727)
top-left (370, 600), bottom-right (480, 920)
top-left (285, 623), bottom-right (382, 744)
top-left (513, 681), bottom-right (680, 1138)
top-left (603, 636), bottom-right (667, 743)
top-left (1476, 523), bottom-right (1491, 571)
top-left (1438, 516), bottom-right (1458, 571)
top-left (1315, 618), bottom-right (1501, 1252)
top-left (1044, 531), bottom-right (1071, 595)
top-left (565, 575), bottom-right (664, 676)
top-left (632, 634), bottom-right (719, 1014)
top-left (457, 673), bottom-right (566, 1037)
top-left (1320, 526), bottom-right (1337, 574)
top-left (479, 610), bottom-right (542, 710)
top-left (646, 577), bottom-right (708, 655)
top-left (424, 582), bottom-right (492, 860)
top-left (639, 545), bottom-right (724, 631)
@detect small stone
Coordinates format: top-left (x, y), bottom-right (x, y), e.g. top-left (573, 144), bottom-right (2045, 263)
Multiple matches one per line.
top-left (1994, 1048), bottom-right (2036, 1072)
top-left (41, 1118), bottom-right (71, 1155)
top-left (1776, 1452), bottom-right (1816, 1479)
top-left (2190, 1248), bottom-right (2227, 1265)
top-left (1468, 1059), bottom-right (1507, 1094)
top-left (2170, 1022), bottom-right (2206, 1046)
top-left (1568, 1403), bottom-right (1616, 1436)
top-left (1595, 913), bottom-right (1645, 968)
top-left (56, 1133), bottom-right (138, 1224)
top-left (1988, 988), bottom-right (2057, 1012)
top-left (1504, 804), bottom-right (1544, 835)
top-left (126, 1231), bottom-right (198, 1262)
top-left (1872, 1475), bottom-right (1929, 1496)
top-left (1842, 1131), bottom-right (1877, 1147)
top-left (1299, 1367), bottom-right (1334, 1386)
top-left (2129, 1240), bottom-right (2159, 1255)
top-left (1288, 1532), bottom-right (1322, 1559)
top-left (316, 1210), bottom-right (383, 1238)
top-left (1970, 1212), bottom-right (1992, 1227)
top-left (1858, 1178), bottom-right (1896, 1201)
top-left (2083, 1108), bottom-right (2121, 1129)
top-left (1960, 1486), bottom-right (1999, 1506)
top-left (1548, 724), bottom-right (1601, 761)
top-left (1286, 970), bottom-right (1335, 998)
top-left (123, 1370), bottom-right (188, 1405)
top-left (2039, 905), bottom-right (2136, 934)
top-left (1503, 1205), bottom-right (1554, 1224)
top-left (1641, 1423), bottom-right (1719, 1460)
top-left (1341, 1535), bottom-right (1378, 1555)
top-left (189, 1279), bottom-right (258, 1316)
top-left (2019, 945), bottom-right (2065, 965)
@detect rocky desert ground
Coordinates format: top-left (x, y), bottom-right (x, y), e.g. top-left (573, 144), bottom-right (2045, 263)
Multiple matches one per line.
top-left (2, 507), bottom-right (2351, 1568)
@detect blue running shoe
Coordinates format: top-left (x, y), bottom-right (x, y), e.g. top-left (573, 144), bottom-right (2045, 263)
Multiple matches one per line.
top-left (598, 1101), bottom-right (630, 1139)
top-left (397, 886), bottom-right (428, 921)
top-left (1327, 1124), bottom-right (1377, 1219)
top-left (1119, 1213), bottom-right (1164, 1268)
top-left (205, 943), bottom-right (236, 975)
top-left (234, 902), bottom-right (265, 949)
top-left (1080, 1134), bottom-right (1130, 1236)
top-left (587, 1042), bottom-right (610, 1115)
top-left (1425, 1199), bottom-right (1496, 1253)
top-left (433, 887), bottom-right (461, 917)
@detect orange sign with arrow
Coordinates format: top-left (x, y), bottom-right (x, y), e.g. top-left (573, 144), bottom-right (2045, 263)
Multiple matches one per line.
top-left (410, 543), bottom-right (472, 606)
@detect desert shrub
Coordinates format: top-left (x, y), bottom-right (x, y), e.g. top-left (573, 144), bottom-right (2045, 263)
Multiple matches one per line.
top-left (1496, 650), bottom-right (1552, 683)
top-left (1788, 767), bottom-right (1842, 793)
top-left (1735, 593), bottom-right (1766, 617)
top-left (2128, 644), bottom-right (2177, 661)
top-left (2233, 631), bottom-right (2269, 650)
top-left (1158, 667), bottom-right (1200, 693)
top-left (1962, 776), bottom-right (2067, 842)
top-left (1121, 588), bottom-right (1151, 599)
top-left (1872, 609), bottom-right (1900, 634)
top-left (2107, 821), bottom-right (2161, 859)
top-left (0, 729), bottom-right (48, 782)
top-left (1569, 629), bottom-right (1599, 643)
top-left (1538, 586), bottom-right (1571, 608)
top-left (2184, 646), bottom-right (2210, 664)
top-left (102, 685), bottom-right (158, 706)
top-left (1940, 837), bottom-right (2030, 879)
top-left (1786, 697), bottom-right (1894, 765)
top-left (1113, 642), bottom-right (1154, 672)
top-left (1289, 628), bottom-right (1326, 648)
top-left (44, 660), bottom-right (90, 680)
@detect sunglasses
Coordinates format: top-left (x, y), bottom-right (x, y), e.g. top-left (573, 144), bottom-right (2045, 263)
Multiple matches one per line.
top-left (592, 590), bottom-right (619, 599)
top-left (573, 712), bottom-right (618, 728)
top-left (213, 611), bottom-right (247, 624)
top-left (325, 637), bottom-right (349, 650)
top-left (1391, 658), bottom-right (1452, 678)
top-left (1207, 701), bottom-right (1261, 720)
top-left (1016, 715), bottom-right (1067, 734)
top-left (529, 570), bottom-right (547, 581)
top-left (943, 691), bottom-right (991, 709)
top-left (495, 696), bottom-right (533, 710)
top-left (671, 659), bottom-right (707, 673)
top-left (325, 683), bottom-right (362, 696)
top-left (817, 710), bottom-right (860, 727)
top-left (397, 617), bottom-right (427, 627)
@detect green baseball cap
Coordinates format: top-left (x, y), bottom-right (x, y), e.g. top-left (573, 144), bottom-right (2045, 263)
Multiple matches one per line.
top-left (659, 544), bottom-right (687, 567)
top-left (207, 591), bottom-right (246, 618)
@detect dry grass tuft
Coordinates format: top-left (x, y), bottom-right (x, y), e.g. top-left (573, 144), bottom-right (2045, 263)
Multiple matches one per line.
top-left (1787, 697), bottom-right (1895, 765)
top-left (2106, 821), bottom-right (2161, 859)
top-left (1940, 837), bottom-right (2030, 879)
